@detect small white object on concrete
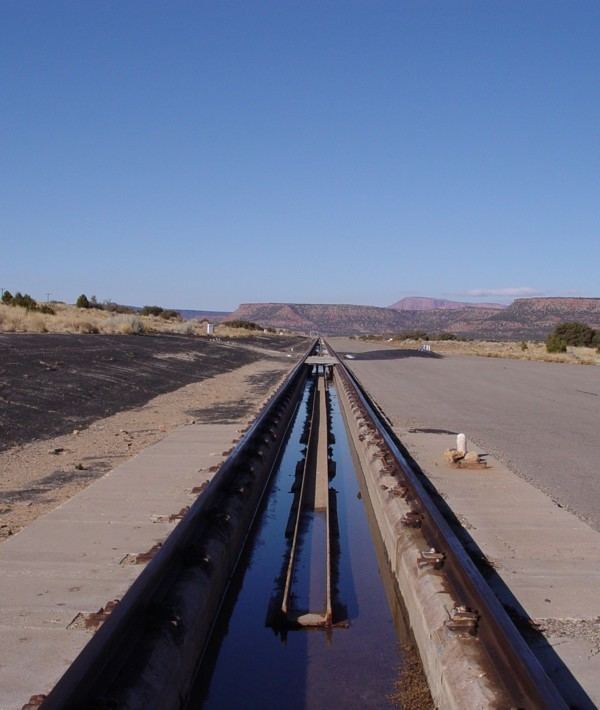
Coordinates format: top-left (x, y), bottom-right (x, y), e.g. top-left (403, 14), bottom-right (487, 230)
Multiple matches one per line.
top-left (457, 433), bottom-right (467, 455)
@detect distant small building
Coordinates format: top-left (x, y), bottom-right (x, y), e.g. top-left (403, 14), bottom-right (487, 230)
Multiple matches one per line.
top-left (206, 323), bottom-right (214, 335)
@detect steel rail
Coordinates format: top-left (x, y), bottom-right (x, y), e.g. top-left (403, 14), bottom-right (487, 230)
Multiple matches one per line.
top-left (41, 340), bottom-right (318, 710)
top-left (281, 375), bottom-right (318, 617)
top-left (327, 340), bottom-right (567, 709)
top-left (280, 372), bottom-right (333, 627)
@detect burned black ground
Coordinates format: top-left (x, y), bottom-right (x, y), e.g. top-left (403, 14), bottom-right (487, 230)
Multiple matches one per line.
top-left (0, 333), bottom-right (309, 451)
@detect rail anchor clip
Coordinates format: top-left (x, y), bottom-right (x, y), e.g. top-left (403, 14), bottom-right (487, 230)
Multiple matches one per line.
top-left (417, 547), bottom-right (445, 570)
top-left (445, 605), bottom-right (479, 637)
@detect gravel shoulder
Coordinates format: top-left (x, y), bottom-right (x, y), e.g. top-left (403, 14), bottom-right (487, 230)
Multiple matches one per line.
top-left (0, 333), bottom-right (309, 539)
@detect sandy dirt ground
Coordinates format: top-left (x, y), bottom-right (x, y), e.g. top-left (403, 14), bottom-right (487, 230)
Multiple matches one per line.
top-left (0, 334), bottom-right (309, 540)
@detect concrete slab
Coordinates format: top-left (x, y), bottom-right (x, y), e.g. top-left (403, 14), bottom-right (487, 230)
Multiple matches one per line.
top-left (0, 566), bottom-right (139, 629)
top-left (0, 627), bottom-right (91, 710)
top-left (0, 422), bottom-right (239, 710)
top-left (305, 355), bottom-right (337, 366)
top-left (0, 520), bottom-right (174, 565)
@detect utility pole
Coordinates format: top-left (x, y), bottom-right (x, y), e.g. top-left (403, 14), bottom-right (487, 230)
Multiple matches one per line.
top-left (45, 292), bottom-right (51, 302)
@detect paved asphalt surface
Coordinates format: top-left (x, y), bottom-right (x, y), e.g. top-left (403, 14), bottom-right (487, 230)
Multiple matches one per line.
top-left (330, 338), bottom-right (600, 532)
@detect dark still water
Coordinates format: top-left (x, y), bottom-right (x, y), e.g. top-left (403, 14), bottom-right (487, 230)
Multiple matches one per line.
top-left (187, 381), bottom-right (413, 709)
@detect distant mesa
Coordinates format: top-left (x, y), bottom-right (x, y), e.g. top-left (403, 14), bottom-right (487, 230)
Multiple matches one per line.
top-left (226, 302), bottom-right (402, 336)
top-left (226, 298), bottom-right (600, 341)
top-left (388, 297), bottom-right (506, 311)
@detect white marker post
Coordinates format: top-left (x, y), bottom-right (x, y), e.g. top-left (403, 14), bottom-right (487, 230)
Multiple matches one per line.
top-left (457, 433), bottom-right (467, 455)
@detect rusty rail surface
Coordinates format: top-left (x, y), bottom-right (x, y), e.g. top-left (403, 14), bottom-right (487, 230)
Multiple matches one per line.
top-left (40, 341), bottom-right (317, 710)
top-left (327, 340), bottom-right (568, 709)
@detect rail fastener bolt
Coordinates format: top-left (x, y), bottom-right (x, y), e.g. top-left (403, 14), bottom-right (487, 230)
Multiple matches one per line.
top-left (445, 605), bottom-right (479, 637)
top-left (401, 510), bottom-right (423, 528)
top-left (417, 547), bottom-right (446, 570)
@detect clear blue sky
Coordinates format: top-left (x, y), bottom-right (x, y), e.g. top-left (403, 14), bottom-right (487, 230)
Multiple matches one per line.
top-left (2, 1), bottom-right (599, 310)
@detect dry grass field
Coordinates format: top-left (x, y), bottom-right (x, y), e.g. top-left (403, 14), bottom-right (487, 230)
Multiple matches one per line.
top-left (0, 302), bottom-right (195, 335)
top-left (0, 302), bottom-right (274, 338)
top-left (391, 337), bottom-right (600, 365)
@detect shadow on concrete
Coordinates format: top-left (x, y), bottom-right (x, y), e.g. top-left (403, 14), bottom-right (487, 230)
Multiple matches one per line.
top-left (187, 400), bottom-right (253, 424)
top-left (343, 349), bottom-right (443, 361)
top-left (408, 427), bottom-right (458, 436)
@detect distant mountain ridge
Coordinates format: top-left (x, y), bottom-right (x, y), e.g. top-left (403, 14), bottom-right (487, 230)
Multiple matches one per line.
top-left (228, 303), bottom-right (403, 334)
top-left (479, 297), bottom-right (600, 340)
top-left (389, 297), bottom-right (506, 311)
top-left (226, 298), bottom-right (600, 340)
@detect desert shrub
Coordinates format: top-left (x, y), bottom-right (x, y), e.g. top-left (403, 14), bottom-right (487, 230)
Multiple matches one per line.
top-left (141, 305), bottom-right (164, 317)
top-left (520, 341), bottom-right (528, 351)
top-left (140, 305), bottom-right (180, 321)
top-left (0, 305), bottom-right (17, 330)
top-left (436, 332), bottom-right (458, 341)
top-left (172, 320), bottom-right (196, 335)
top-left (394, 330), bottom-right (429, 341)
top-left (39, 304), bottom-right (55, 315)
top-left (107, 315), bottom-right (145, 335)
top-left (2, 290), bottom-right (49, 313)
top-left (550, 322), bottom-right (596, 347)
top-left (2, 309), bottom-right (48, 332)
top-left (103, 301), bottom-right (135, 314)
top-left (546, 333), bottom-right (567, 353)
top-left (126, 316), bottom-right (145, 334)
top-left (12, 292), bottom-right (38, 310)
top-left (226, 319), bottom-right (262, 330)
top-left (76, 294), bottom-right (90, 309)
top-left (76, 321), bottom-right (100, 334)
top-left (27, 315), bottom-right (47, 332)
